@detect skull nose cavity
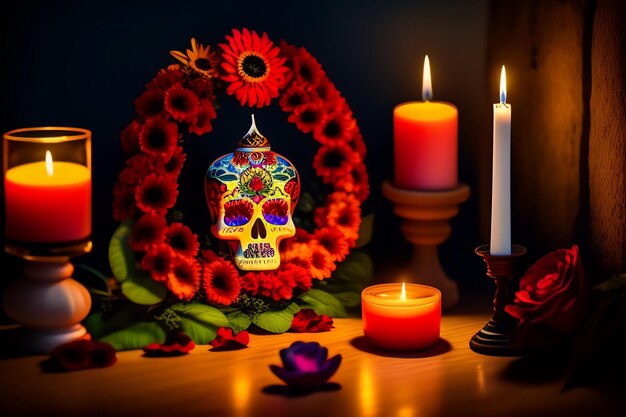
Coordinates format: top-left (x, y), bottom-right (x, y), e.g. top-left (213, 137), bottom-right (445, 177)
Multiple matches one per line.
top-left (251, 218), bottom-right (267, 239)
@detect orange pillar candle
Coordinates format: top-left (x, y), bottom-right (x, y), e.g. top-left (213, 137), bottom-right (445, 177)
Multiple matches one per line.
top-left (4, 151), bottom-right (91, 243)
top-left (394, 55), bottom-right (458, 190)
top-left (362, 283), bottom-right (441, 351)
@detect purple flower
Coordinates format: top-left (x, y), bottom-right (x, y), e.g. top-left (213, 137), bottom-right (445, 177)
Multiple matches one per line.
top-left (269, 341), bottom-right (342, 389)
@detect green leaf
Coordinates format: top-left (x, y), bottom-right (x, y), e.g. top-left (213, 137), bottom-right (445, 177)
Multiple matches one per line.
top-left (332, 251), bottom-right (374, 285)
top-left (179, 317), bottom-right (218, 344)
top-left (83, 312), bottom-right (106, 339)
top-left (100, 321), bottom-right (165, 351)
top-left (299, 289), bottom-right (347, 318)
top-left (254, 303), bottom-right (300, 333)
top-left (108, 220), bottom-right (136, 283)
top-left (330, 291), bottom-right (361, 307)
top-left (227, 311), bottom-right (252, 333)
top-left (595, 274), bottom-right (626, 292)
top-left (121, 272), bottom-right (167, 305)
top-left (355, 213), bottom-right (375, 248)
top-left (170, 303), bottom-right (230, 327)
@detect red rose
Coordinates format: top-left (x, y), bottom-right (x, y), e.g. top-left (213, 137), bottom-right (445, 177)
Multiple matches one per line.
top-left (290, 309), bottom-right (334, 333)
top-left (505, 245), bottom-right (587, 352)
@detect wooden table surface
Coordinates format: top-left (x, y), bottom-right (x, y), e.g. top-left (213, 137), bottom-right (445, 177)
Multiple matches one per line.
top-left (0, 313), bottom-right (623, 417)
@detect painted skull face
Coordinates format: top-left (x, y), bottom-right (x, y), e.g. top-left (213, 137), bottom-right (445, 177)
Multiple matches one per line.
top-left (205, 118), bottom-right (300, 271)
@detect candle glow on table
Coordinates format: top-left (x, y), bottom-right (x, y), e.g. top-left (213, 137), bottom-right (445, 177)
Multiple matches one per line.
top-left (362, 282), bottom-right (441, 351)
top-left (490, 66), bottom-right (512, 255)
top-left (4, 151), bottom-right (91, 243)
top-left (394, 55), bottom-right (458, 190)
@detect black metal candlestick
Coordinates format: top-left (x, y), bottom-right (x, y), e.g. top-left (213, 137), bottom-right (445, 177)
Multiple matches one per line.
top-left (470, 244), bottom-right (527, 356)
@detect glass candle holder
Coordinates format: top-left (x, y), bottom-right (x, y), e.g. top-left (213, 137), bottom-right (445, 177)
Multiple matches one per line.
top-left (3, 127), bottom-right (92, 259)
top-left (362, 283), bottom-right (441, 351)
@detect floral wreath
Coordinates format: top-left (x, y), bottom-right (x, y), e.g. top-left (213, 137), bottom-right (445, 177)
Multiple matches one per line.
top-left (93, 28), bottom-right (370, 350)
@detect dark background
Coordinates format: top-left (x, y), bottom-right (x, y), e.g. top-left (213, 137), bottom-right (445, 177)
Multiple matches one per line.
top-left (0, 0), bottom-right (491, 293)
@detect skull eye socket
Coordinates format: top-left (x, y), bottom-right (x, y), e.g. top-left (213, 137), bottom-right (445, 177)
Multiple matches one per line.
top-left (224, 199), bottom-right (254, 226)
top-left (262, 199), bottom-right (289, 225)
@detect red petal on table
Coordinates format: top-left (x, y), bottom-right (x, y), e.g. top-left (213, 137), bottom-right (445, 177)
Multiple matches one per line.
top-left (143, 332), bottom-right (195, 357)
top-left (209, 327), bottom-right (250, 350)
top-left (48, 339), bottom-right (117, 371)
top-left (290, 309), bottom-right (335, 333)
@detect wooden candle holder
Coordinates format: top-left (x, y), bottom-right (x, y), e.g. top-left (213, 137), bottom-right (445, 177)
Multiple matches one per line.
top-left (382, 181), bottom-right (470, 309)
top-left (470, 244), bottom-right (527, 356)
top-left (2, 250), bottom-right (92, 353)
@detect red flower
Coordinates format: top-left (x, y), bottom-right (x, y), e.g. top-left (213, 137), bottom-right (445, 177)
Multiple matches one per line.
top-left (160, 146), bottom-right (186, 178)
top-left (313, 142), bottom-right (360, 180)
top-left (201, 248), bottom-right (219, 263)
top-left (164, 85), bottom-right (200, 123)
top-left (140, 243), bottom-right (174, 282)
top-left (47, 340), bottom-right (117, 372)
top-left (315, 77), bottom-right (341, 103)
top-left (130, 213), bottom-right (168, 252)
top-left (166, 255), bottom-right (201, 300)
top-left (313, 227), bottom-right (350, 262)
top-left (279, 262), bottom-right (313, 292)
top-left (290, 47), bottom-right (324, 89)
top-left (139, 117), bottom-right (179, 160)
top-left (219, 28), bottom-right (288, 108)
top-left (135, 89), bottom-right (165, 120)
top-left (314, 192), bottom-right (361, 245)
top-left (335, 162), bottom-right (370, 202)
top-left (249, 176), bottom-right (265, 192)
top-left (143, 332), bottom-right (195, 356)
top-left (288, 102), bottom-right (325, 133)
top-left (120, 153), bottom-right (160, 186)
top-left (240, 271), bottom-right (261, 294)
top-left (505, 245), bottom-right (587, 352)
top-left (135, 173), bottom-right (179, 214)
top-left (112, 182), bottom-right (136, 222)
top-left (313, 110), bottom-right (357, 145)
top-left (291, 309), bottom-right (334, 333)
top-left (188, 78), bottom-right (215, 101)
top-left (209, 327), bottom-right (250, 350)
top-left (202, 259), bottom-right (241, 305)
top-left (279, 83), bottom-right (311, 112)
top-left (165, 222), bottom-right (199, 257)
top-left (189, 99), bottom-right (217, 136)
top-left (120, 120), bottom-right (142, 153)
top-left (146, 68), bottom-right (184, 91)
top-left (348, 130), bottom-right (367, 159)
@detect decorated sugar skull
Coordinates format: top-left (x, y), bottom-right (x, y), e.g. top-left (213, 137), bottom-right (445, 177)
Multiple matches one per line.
top-left (205, 116), bottom-right (300, 271)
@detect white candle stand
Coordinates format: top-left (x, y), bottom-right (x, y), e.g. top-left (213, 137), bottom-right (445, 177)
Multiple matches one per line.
top-left (2, 252), bottom-right (92, 353)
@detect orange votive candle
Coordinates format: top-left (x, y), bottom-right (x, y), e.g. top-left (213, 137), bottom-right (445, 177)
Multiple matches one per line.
top-left (362, 283), bottom-right (441, 351)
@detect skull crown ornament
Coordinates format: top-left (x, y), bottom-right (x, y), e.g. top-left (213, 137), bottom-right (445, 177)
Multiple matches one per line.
top-left (205, 115), bottom-right (301, 271)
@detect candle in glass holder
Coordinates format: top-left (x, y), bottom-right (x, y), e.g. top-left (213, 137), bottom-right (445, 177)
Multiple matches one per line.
top-left (362, 282), bottom-right (441, 351)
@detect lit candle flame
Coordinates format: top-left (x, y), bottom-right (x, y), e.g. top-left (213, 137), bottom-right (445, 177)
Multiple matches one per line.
top-left (499, 65), bottom-right (507, 104)
top-left (422, 55), bottom-right (432, 101)
top-left (400, 282), bottom-right (407, 301)
top-left (45, 151), bottom-right (53, 176)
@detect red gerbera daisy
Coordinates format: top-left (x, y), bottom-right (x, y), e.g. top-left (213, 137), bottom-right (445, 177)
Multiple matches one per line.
top-left (146, 68), bottom-right (184, 91)
top-left (141, 243), bottom-right (174, 282)
top-left (166, 255), bottom-right (201, 300)
top-left (188, 78), bottom-right (215, 101)
top-left (288, 102), bottom-right (325, 133)
top-left (112, 182), bottom-right (136, 222)
top-left (290, 47), bottom-right (325, 89)
top-left (139, 117), bottom-right (179, 160)
top-left (315, 77), bottom-right (341, 103)
top-left (279, 262), bottom-right (313, 292)
top-left (312, 227), bottom-right (350, 262)
top-left (135, 89), bottom-right (165, 120)
top-left (313, 142), bottom-right (361, 180)
top-left (164, 85), bottom-right (200, 123)
top-left (314, 192), bottom-right (361, 245)
top-left (258, 270), bottom-right (296, 301)
top-left (279, 83), bottom-right (311, 112)
top-left (202, 259), bottom-right (241, 305)
top-left (129, 213), bottom-right (168, 252)
top-left (120, 120), bottom-right (142, 154)
top-left (308, 242), bottom-right (336, 280)
top-left (219, 28), bottom-right (288, 108)
top-left (313, 109), bottom-right (357, 145)
top-left (348, 130), bottom-right (367, 159)
top-left (189, 99), bottom-right (217, 136)
top-left (278, 41), bottom-right (300, 88)
top-left (335, 162), bottom-right (370, 202)
top-left (165, 223), bottom-right (199, 257)
top-left (135, 173), bottom-right (179, 214)
top-left (240, 271), bottom-right (261, 294)
top-left (160, 146), bottom-right (186, 178)
top-left (119, 153), bottom-right (161, 186)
